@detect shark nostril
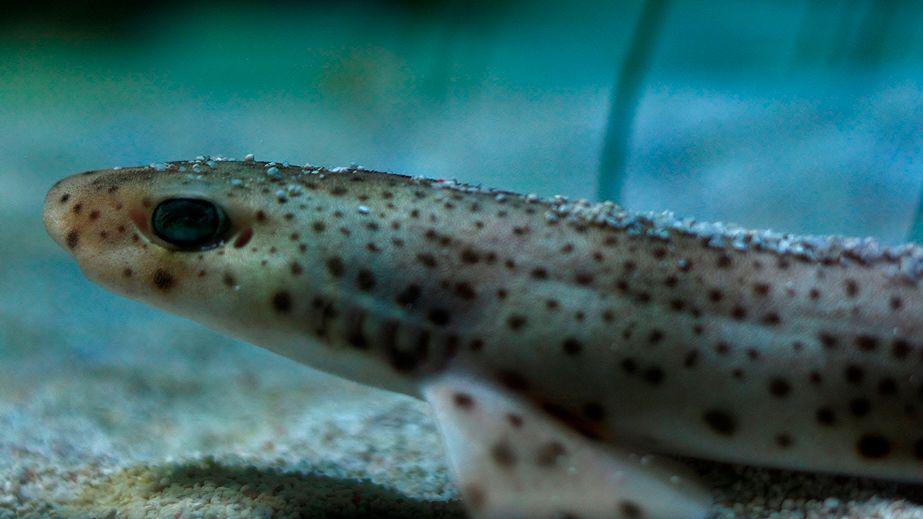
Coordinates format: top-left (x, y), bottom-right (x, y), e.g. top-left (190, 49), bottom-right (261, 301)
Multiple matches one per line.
top-left (65, 230), bottom-right (80, 249)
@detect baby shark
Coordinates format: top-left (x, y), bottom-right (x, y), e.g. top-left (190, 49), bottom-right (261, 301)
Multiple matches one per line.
top-left (43, 158), bottom-right (923, 518)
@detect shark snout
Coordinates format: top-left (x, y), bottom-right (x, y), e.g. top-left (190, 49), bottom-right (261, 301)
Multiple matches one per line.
top-left (43, 172), bottom-right (99, 253)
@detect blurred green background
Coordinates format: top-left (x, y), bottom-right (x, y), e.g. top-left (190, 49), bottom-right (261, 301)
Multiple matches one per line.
top-left (5, 0), bottom-right (923, 242)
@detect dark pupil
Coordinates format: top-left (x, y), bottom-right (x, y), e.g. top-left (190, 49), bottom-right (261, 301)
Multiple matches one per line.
top-left (152, 198), bottom-right (229, 250)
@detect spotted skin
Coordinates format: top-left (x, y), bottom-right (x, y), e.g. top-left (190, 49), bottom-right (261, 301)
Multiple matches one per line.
top-left (44, 159), bottom-right (923, 516)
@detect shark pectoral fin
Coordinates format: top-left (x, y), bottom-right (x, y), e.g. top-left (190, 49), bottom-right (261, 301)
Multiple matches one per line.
top-left (422, 373), bottom-right (711, 519)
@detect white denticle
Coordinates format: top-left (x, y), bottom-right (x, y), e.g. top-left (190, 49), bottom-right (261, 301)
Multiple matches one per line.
top-left (357, 205), bottom-right (370, 215)
top-left (243, 153), bottom-right (255, 162)
top-left (266, 167), bottom-right (281, 179)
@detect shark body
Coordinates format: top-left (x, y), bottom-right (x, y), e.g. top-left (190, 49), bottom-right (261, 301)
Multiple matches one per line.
top-left (43, 158), bottom-right (923, 518)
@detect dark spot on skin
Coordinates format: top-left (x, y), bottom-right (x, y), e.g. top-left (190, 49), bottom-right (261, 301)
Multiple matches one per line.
top-left (507, 414), bottom-right (523, 427)
top-left (347, 323), bottom-right (368, 349)
top-left (326, 257), bottom-right (345, 277)
top-left (72, 203), bottom-right (82, 214)
top-left (575, 272), bottom-right (594, 285)
top-left (731, 306), bottom-right (747, 320)
top-left (255, 210), bottom-right (266, 222)
top-left (708, 289), bottom-right (723, 302)
top-left (490, 441), bottom-right (516, 467)
top-left (775, 433), bottom-right (793, 448)
top-left (621, 358), bottom-right (638, 374)
top-left (536, 442), bottom-right (567, 467)
top-left (122, 268), bottom-right (132, 278)
top-left (890, 296), bottom-right (903, 311)
top-left (152, 269), bottom-right (174, 290)
top-left (66, 230), bottom-right (79, 249)
top-left (312, 221), bottom-right (326, 232)
top-left (582, 402), bottom-right (604, 421)
top-left (460, 249), bottom-right (480, 264)
top-left (809, 371), bottom-right (823, 384)
top-left (541, 402), bottom-right (601, 440)
top-left (428, 308), bottom-right (451, 326)
top-left (507, 314), bottom-right (527, 330)
top-left (845, 364), bottom-right (865, 385)
top-left (878, 378), bottom-right (898, 396)
top-left (753, 283), bottom-right (770, 296)
top-left (684, 349), bottom-right (699, 368)
top-left (271, 291), bottom-right (292, 313)
top-left (497, 370), bottom-right (530, 391)
top-left (357, 269), bottom-right (375, 291)
top-left (453, 392), bottom-right (474, 409)
top-left (704, 409), bottom-right (736, 435)
top-left (857, 433), bottom-right (890, 458)
top-left (562, 338), bottom-right (582, 356)
top-left (715, 342), bottom-right (730, 355)
top-left (643, 367), bottom-right (665, 385)
top-left (850, 398), bottom-right (871, 417)
top-left (816, 407), bottom-right (836, 426)
top-left (531, 268), bottom-right (548, 280)
top-left (88, 209), bottom-right (100, 220)
top-left (762, 312), bottom-right (781, 325)
top-left (463, 484), bottom-right (485, 510)
top-left (769, 377), bottom-right (791, 398)
top-left (717, 254), bottom-right (732, 268)
top-left (855, 335), bottom-right (879, 352)
top-left (469, 339), bottom-right (484, 352)
top-left (819, 333), bottom-right (838, 349)
top-left (892, 339), bottom-right (911, 359)
top-left (619, 501), bottom-right (642, 518)
top-left (417, 253), bottom-right (437, 268)
top-left (845, 279), bottom-right (859, 297)
top-left (453, 282), bottom-right (477, 300)
top-left (914, 439), bottom-right (923, 460)
top-left (648, 330), bottom-right (664, 344)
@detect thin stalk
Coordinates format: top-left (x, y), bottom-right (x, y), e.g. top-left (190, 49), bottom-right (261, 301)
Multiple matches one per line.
top-left (597, 0), bottom-right (670, 203)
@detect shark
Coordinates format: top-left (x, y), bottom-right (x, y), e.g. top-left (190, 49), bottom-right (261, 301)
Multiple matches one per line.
top-left (43, 157), bottom-right (923, 518)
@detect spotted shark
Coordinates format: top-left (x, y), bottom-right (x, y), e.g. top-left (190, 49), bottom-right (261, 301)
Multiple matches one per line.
top-left (43, 158), bottom-right (923, 518)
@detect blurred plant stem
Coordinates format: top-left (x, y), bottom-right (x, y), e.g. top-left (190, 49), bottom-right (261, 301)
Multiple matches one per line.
top-left (597, 0), bottom-right (670, 204)
top-left (910, 188), bottom-right (923, 243)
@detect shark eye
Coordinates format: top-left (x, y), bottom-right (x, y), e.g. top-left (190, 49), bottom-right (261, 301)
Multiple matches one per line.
top-left (151, 198), bottom-right (230, 250)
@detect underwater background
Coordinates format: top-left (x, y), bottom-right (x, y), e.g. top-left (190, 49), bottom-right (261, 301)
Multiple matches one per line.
top-left (3, 1), bottom-right (923, 517)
